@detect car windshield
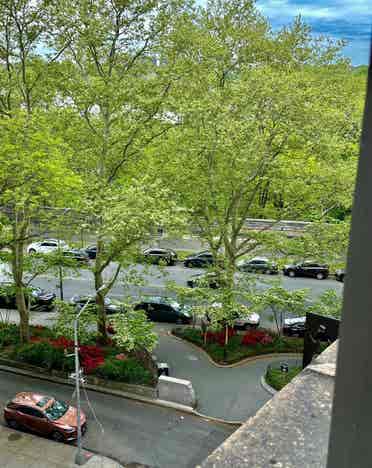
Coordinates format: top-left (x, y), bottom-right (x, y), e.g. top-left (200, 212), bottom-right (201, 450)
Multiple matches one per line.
top-left (45, 400), bottom-right (69, 421)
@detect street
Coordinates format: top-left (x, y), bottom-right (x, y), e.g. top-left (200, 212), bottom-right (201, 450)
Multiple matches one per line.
top-left (0, 370), bottom-right (235, 468)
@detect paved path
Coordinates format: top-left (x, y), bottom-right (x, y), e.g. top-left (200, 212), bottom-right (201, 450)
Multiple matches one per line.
top-left (154, 325), bottom-right (301, 421)
top-left (0, 370), bottom-right (234, 468)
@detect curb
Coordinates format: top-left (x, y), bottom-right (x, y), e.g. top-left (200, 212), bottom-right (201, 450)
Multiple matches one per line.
top-left (0, 364), bottom-right (240, 427)
top-left (169, 332), bottom-right (302, 368)
top-left (260, 375), bottom-right (277, 396)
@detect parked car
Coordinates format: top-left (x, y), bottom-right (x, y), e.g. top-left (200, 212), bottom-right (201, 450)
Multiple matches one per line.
top-left (142, 247), bottom-right (178, 266)
top-left (335, 269), bottom-right (345, 282)
top-left (282, 261), bottom-right (329, 280)
top-left (62, 249), bottom-right (89, 263)
top-left (84, 245), bottom-right (97, 259)
top-left (69, 295), bottom-right (123, 314)
top-left (4, 392), bottom-right (86, 442)
top-left (283, 316), bottom-right (306, 337)
top-left (187, 272), bottom-right (223, 289)
top-left (27, 239), bottom-right (69, 254)
top-left (0, 282), bottom-right (55, 311)
top-left (204, 303), bottom-right (260, 329)
top-left (238, 257), bottom-right (278, 275)
top-left (184, 251), bottom-right (215, 268)
top-left (134, 297), bottom-right (192, 324)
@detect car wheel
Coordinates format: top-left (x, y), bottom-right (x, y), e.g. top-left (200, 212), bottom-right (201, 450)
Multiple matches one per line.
top-left (7, 419), bottom-right (20, 430)
top-left (51, 431), bottom-right (64, 443)
top-left (176, 318), bottom-right (183, 325)
top-left (340, 274), bottom-right (344, 282)
top-left (288, 270), bottom-right (296, 278)
top-left (184, 261), bottom-right (190, 268)
top-left (28, 248), bottom-right (36, 254)
top-left (316, 272), bottom-right (325, 280)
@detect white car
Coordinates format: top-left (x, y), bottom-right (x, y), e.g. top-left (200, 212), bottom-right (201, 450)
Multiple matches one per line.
top-left (205, 303), bottom-right (260, 329)
top-left (27, 239), bottom-right (69, 254)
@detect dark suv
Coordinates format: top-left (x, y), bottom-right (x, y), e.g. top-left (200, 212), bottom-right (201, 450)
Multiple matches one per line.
top-left (0, 283), bottom-right (55, 311)
top-left (70, 295), bottom-right (123, 314)
top-left (283, 261), bottom-right (329, 280)
top-left (335, 269), bottom-right (345, 282)
top-left (238, 257), bottom-right (278, 275)
top-left (143, 248), bottom-right (178, 266)
top-left (184, 251), bottom-right (215, 268)
top-left (134, 297), bottom-right (192, 324)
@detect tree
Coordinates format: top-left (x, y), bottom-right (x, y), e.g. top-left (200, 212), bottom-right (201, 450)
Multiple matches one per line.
top-left (109, 309), bottom-right (158, 353)
top-left (49, 0), bottom-right (188, 342)
top-left (309, 290), bottom-right (343, 320)
top-left (251, 286), bottom-right (309, 336)
top-left (0, 112), bottom-right (79, 342)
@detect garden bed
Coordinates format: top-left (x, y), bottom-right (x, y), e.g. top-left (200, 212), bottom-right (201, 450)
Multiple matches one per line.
top-left (172, 326), bottom-right (305, 365)
top-left (265, 365), bottom-right (302, 391)
top-left (0, 323), bottom-right (156, 388)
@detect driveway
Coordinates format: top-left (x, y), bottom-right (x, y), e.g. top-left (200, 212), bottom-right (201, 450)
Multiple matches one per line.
top-left (154, 324), bottom-right (301, 421)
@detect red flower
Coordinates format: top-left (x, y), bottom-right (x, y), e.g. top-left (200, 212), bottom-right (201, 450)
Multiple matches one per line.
top-left (115, 353), bottom-right (127, 361)
top-left (241, 330), bottom-right (273, 347)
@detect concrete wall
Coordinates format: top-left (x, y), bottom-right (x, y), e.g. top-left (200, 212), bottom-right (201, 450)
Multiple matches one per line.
top-left (157, 375), bottom-right (197, 408)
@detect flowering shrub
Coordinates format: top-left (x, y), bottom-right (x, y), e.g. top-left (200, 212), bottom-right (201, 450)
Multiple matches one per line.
top-left (79, 345), bottom-right (105, 374)
top-left (241, 330), bottom-right (273, 347)
top-left (115, 353), bottom-right (127, 361)
top-left (205, 327), bottom-right (236, 346)
top-left (50, 337), bottom-right (74, 350)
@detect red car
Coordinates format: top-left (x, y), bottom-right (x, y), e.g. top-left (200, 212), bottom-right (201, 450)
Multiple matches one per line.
top-left (4, 392), bottom-right (87, 442)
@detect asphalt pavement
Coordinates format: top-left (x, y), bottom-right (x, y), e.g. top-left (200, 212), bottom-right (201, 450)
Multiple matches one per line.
top-left (0, 370), bottom-right (235, 468)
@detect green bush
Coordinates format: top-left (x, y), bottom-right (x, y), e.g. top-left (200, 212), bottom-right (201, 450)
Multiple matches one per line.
top-left (266, 366), bottom-right (302, 391)
top-left (15, 342), bottom-right (68, 371)
top-left (95, 357), bottom-right (153, 386)
top-left (0, 324), bottom-right (20, 347)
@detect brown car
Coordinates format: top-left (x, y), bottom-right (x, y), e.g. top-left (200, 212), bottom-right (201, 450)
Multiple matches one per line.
top-left (4, 392), bottom-right (87, 442)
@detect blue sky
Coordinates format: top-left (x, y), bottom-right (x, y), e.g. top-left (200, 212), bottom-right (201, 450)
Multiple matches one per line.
top-left (255, 0), bottom-right (371, 64)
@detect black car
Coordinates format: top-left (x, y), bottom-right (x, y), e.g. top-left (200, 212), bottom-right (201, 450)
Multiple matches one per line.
top-left (238, 257), bottom-right (278, 275)
top-left (134, 297), bottom-right (192, 324)
top-left (335, 269), bottom-right (345, 282)
top-left (84, 245), bottom-right (97, 259)
top-left (187, 272), bottom-right (222, 289)
top-left (62, 249), bottom-right (89, 263)
top-left (184, 251), bottom-right (215, 268)
top-left (283, 317), bottom-right (306, 337)
top-left (0, 283), bottom-right (55, 311)
top-left (283, 261), bottom-right (329, 280)
top-left (142, 247), bottom-right (178, 266)
top-left (69, 295), bottom-right (123, 314)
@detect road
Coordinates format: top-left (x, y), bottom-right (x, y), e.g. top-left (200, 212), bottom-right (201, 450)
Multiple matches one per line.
top-left (25, 262), bottom-right (343, 329)
top-left (0, 370), bottom-right (235, 468)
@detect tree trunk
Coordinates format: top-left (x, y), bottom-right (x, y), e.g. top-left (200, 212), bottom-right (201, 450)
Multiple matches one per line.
top-left (94, 240), bottom-right (108, 344)
top-left (11, 231), bottom-right (29, 344)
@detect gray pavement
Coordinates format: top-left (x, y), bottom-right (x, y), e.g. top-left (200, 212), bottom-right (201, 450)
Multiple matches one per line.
top-left (0, 370), bottom-right (235, 468)
top-left (154, 326), bottom-right (301, 421)
top-left (0, 425), bottom-right (122, 468)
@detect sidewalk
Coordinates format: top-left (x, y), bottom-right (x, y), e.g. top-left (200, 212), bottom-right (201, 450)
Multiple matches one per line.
top-left (0, 425), bottom-right (123, 468)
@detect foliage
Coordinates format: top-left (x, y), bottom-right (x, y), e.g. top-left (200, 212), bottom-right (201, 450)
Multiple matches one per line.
top-left (309, 289), bottom-right (343, 319)
top-left (15, 342), bottom-right (67, 370)
top-left (251, 286), bottom-right (309, 335)
top-left (95, 357), bottom-right (153, 386)
top-left (241, 329), bottom-right (273, 346)
top-left (173, 326), bottom-right (304, 364)
top-left (108, 310), bottom-right (158, 353)
top-left (0, 324), bottom-right (20, 347)
top-left (53, 300), bottom-right (97, 345)
top-left (265, 365), bottom-right (302, 391)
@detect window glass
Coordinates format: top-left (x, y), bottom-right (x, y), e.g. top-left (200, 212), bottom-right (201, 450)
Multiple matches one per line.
top-left (45, 400), bottom-right (68, 421)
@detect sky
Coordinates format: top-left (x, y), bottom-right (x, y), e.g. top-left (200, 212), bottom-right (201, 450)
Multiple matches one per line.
top-left (255, 0), bottom-right (371, 65)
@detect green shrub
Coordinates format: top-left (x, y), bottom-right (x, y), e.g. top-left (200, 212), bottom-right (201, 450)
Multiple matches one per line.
top-left (15, 342), bottom-right (68, 371)
top-left (266, 366), bottom-right (302, 391)
top-left (0, 324), bottom-right (20, 347)
top-left (95, 357), bottom-right (153, 386)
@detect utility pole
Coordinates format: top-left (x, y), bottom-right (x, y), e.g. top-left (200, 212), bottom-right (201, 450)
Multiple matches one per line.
top-left (72, 284), bottom-right (106, 466)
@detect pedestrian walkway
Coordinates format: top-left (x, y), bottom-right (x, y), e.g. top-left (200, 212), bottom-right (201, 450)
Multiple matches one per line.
top-left (154, 326), bottom-right (301, 421)
top-left (0, 425), bottom-right (123, 468)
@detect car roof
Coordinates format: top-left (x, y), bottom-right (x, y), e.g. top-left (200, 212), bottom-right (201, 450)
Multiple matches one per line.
top-left (139, 296), bottom-right (173, 304)
top-left (12, 392), bottom-right (53, 409)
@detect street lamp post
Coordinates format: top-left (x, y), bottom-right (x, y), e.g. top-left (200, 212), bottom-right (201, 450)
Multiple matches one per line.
top-left (72, 284), bottom-right (106, 466)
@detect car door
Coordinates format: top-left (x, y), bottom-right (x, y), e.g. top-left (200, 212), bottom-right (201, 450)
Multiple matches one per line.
top-left (155, 304), bottom-right (175, 322)
top-left (17, 406), bottom-right (50, 434)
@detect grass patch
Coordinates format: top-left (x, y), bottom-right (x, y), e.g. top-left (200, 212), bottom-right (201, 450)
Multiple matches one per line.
top-left (173, 326), bottom-right (304, 364)
top-left (265, 365), bottom-right (302, 391)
